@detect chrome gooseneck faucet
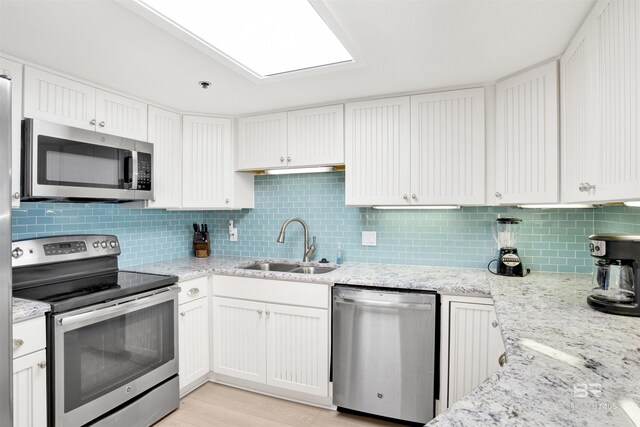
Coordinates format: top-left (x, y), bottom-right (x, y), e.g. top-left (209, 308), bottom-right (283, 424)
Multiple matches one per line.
top-left (276, 217), bottom-right (316, 262)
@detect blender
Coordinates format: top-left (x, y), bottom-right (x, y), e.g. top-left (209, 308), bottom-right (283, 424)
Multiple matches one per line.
top-left (488, 217), bottom-right (529, 277)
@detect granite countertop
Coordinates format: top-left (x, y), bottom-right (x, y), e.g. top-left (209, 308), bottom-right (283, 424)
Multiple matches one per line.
top-left (13, 298), bottom-right (49, 322)
top-left (134, 256), bottom-right (640, 425)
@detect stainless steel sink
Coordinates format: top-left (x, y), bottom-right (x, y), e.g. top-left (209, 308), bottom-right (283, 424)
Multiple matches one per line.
top-left (242, 262), bottom-right (300, 272)
top-left (289, 266), bottom-right (337, 275)
top-left (240, 262), bottom-right (337, 275)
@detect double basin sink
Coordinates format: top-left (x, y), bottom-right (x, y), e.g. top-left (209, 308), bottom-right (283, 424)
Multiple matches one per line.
top-left (241, 261), bottom-right (337, 275)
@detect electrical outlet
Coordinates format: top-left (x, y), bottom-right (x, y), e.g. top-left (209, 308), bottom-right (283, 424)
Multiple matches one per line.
top-left (362, 231), bottom-right (377, 246)
top-left (230, 228), bottom-right (238, 242)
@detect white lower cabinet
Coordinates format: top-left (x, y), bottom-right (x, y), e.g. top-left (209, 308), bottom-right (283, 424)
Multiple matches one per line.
top-left (438, 295), bottom-right (505, 413)
top-left (211, 276), bottom-right (330, 401)
top-left (178, 278), bottom-right (210, 394)
top-left (12, 316), bottom-right (47, 427)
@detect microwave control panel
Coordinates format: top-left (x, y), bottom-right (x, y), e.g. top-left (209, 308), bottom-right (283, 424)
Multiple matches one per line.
top-left (137, 153), bottom-right (151, 191)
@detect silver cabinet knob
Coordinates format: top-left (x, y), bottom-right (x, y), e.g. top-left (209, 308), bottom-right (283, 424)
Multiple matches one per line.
top-left (492, 320), bottom-right (499, 328)
top-left (37, 361), bottom-right (46, 369)
top-left (257, 310), bottom-right (263, 316)
top-left (578, 183), bottom-right (586, 192)
top-left (187, 288), bottom-right (200, 296)
top-left (151, 197), bottom-right (156, 202)
top-left (13, 339), bottom-right (24, 350)
top-left (495, 192), bottom-right (502, 198)
top-left (266, 310), bottom-right (270, 316)
top-left (99, 121), bottom-right (106, 127)
top-left (180, 312), bottom-right (185, 317)
top-left (411, 194), bottom-right (417, 200)
top-left (498, 352), bottom-right (507, 367)
top-left (403, 194), bottom-right (408, 200)
top-left (583, 182), bottom-right (596, 192)
top-left (90, 119), bottom-right (96, 126)
top-left (287, 156), bottom-right (291, 162)
top-left (13, 192), bottom-right (20, 200)
top-left (225, 198), bottom-right (230, 204)
top-left (280, 157), bottom-right (285, 162)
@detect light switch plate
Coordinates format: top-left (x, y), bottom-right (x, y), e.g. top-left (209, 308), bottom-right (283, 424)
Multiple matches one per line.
top-left (230, 228), bottom-right (238, 242)
top-left (362, 231), bottom-right (377, 246)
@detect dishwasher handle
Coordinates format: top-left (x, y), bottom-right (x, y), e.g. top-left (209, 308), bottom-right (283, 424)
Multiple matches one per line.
top-left (334, 296), bottom-right (432, 311)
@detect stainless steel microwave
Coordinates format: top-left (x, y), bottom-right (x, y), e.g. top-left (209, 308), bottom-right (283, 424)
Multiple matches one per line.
top-left (22, 119), bottom-right (153, 201)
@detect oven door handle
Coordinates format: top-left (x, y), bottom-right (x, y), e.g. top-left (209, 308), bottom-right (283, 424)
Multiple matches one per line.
top-left (57, 287), bottom-right (177, 329)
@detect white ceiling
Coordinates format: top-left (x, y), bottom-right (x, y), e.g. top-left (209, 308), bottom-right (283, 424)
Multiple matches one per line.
top-left (0, 0), bottom-right (594, 116)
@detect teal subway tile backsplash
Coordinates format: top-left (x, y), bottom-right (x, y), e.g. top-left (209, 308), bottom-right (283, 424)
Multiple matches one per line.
top-left (11, 172), bottom-right (640, 273)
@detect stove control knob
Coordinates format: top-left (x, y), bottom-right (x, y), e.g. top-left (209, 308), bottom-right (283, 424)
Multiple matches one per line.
top-left (100, 241), bottom-right (108, 249)
top-left (92, 241), bottom-right (99, 249)
top-left (109, 241), bottom-right (117, 248)
top-left (11, 247), bottom-right (23, 259)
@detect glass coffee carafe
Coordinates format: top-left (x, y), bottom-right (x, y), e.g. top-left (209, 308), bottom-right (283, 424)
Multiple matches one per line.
top-left (591, 259), bottom-right (636, 303)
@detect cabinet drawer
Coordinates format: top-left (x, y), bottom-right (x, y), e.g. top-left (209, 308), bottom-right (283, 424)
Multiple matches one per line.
top-left (212, 275), bottom-right (329, 309)
top-left (178, 276), bottom-right (208, 304)
top-left (13, 316), bottom-right (46, 359)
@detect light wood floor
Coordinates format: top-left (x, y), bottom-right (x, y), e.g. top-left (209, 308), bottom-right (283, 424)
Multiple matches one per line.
top-left (155, 382), bottom-right (403, 427)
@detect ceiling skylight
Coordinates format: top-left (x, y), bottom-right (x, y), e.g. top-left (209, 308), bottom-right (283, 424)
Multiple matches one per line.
top-left (136, 0), bottom-right (353, 77)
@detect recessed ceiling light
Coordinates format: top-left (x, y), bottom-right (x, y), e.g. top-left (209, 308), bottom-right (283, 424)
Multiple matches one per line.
top-left (198, 81), bottom-right (211, 89)
top-left (136, 0), bottom-right (353, 78)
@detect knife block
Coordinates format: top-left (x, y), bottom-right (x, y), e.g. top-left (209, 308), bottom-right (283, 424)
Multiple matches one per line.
top-left (193, 232), bottom-right (210, 258)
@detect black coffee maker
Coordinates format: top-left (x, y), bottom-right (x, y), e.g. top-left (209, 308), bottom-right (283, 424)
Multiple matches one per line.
top-left (488, 218), bottom-right (529, 277)
top-left (587, 234), bottom-right (640, 316)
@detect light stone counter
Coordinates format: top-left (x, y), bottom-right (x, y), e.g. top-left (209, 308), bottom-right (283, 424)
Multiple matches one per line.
top-left (13, 297), bottom-right (49, 322)
top-left (134, 255), bottom-right (640, 426)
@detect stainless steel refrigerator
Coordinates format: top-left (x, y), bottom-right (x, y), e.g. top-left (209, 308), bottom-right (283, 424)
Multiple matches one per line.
top-left (0, 72), bottom-right (14, 425)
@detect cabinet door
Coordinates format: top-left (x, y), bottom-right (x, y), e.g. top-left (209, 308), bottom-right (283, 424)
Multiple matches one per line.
top-left (287, 105), bottom-right (344, 167)
top-left (447, 302), bottom-right (504, 407)
top-left (345, 97), bottom-right (411, 206)
top-left (23, 66), bottom-right (96, 130)
top-left (13, 349), bottom-right (47, 427)
top-left (211, 297), bottom-right (266, 383)
top-left (95, 89), bottom-right (147, 140)
top-left (588, 0), bottom-right (640, 201)
top-left (147, 106), bottom-right (182, 209)
top-left (237, 112), bottom-right (287, 170)
top-left (0, 57), bottom-right (23, 207)
top-left (178, 297), bottom-right (210, 392)
top-left (265, 303), bottom-right (329, 397)
top-left (494, 62), bottom-right (559, 205)
top-left (410, 88), bottom-right (485, 205)
top-left (182, 115), bottom-right (233, 208)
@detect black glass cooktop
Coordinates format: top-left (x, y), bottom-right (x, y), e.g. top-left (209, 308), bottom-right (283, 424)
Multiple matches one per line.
top-left (13, 271), bottom-right (178, 313)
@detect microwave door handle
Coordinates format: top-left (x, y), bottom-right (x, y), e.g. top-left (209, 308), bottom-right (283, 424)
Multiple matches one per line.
top-left (131, 150), bottom-right (138, 190)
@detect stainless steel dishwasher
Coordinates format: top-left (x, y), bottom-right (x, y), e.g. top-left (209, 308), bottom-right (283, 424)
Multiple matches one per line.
top-left (332, 285), bottom-right (437, 424)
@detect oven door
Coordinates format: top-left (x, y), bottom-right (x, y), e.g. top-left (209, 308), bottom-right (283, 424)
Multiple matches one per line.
top-left (52, 287), bottom-right (178, 427)
top-left (22, 118), bottom-right (153, 201)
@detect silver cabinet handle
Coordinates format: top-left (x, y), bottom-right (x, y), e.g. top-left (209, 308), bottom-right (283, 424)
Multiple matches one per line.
top-left (498, 352), bottom-right (507, 367)
top-left (492, 320), bottom-right (499, 328)
top-left (287, 156), bottom-right (291, 162)
top-left (225, 198), bottom-right (230, 204)
top-left (266, 310), bottom-right (270, 316)
top-left (495, 192), bottom-right (502, 198)
top-left (180, 312), bottom-right (185, 317)
top-left (578, 183), bottom-right (586, 192)
top-left (13, 339), bottom-right (24, 350)
top-left (151, 197), bottom-right (156, 202)
top-left (90, 119), bottom-right (96, 126)
top-left (99, 121), bottom-right (106, 127)
top-left (334, 296), bottom-right (432, 311)
top-left (13, 192), bottom-right (20, 200)
top-left (257, 309), bottom-right (263, 316)
top-left (187, 288), bottom-right (200, 296)
top-left (38, 361), bottom-right (46, 369)
top-left (403, 194), bottom-right (408, 200)
top-left (584, 182), bottom-right (596, 191)
top-left (411, 194), bottom-right (417, 200)
top-left (280, 157), bottom-right (284, 162)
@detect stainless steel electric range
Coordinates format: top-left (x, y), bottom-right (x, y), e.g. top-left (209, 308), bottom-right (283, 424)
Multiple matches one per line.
top-left (12, 235), bottom-right (180, 427)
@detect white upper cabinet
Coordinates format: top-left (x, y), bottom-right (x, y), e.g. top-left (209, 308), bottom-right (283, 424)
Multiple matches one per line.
top-left (24, 66), bottom-right (96, 131)
top-left (24, 66), bottom-right (148, 140)
top-left (493, 62), bottom-right (559, 205)
top-left (236, 105), bottom-right (345, 171)
top-left (237, 112), bottom-right (288, 170)
top-left (0, 57), bottom-right (23, 207)
top-left (95, 89), bottom-right (147, 140)
top-left (183, 115), bottom-right (253, 209)
top-left (287, 105), bottom-right (344, 167)
top-left (411, 88), bottom-right (485, 205)
top-left (562, 0), bottom-right (640, 202)
top-left (147, 106), bottom-right (182, 209)
top-left (345, 96), bottom-right (411, 206)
